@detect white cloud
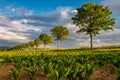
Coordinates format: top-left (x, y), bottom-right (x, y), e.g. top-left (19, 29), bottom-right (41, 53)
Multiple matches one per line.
top-left (0, 16), bottom-right (43, 44)
top-left (0, 27), bottom-right (26, 41)
top-left (57, 7), bottom-right (71, 18)
top-left (44, 6), bottom-right (76, 23)
top-left (6, 6), bottom-right (34, 16)
top-left (11, 8), bottom-right (16, 12)
top-left (0, 16), bottom-right (27, 42)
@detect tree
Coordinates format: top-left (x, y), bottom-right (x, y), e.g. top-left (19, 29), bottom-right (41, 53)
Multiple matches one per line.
top-left (39, 33), bottom-right (53, 49)
top-left (72, 2), bottom-right (115, 48)
top-left (51, 26), bottom-right (69, 48)
top-left (34, 38), bottom-right (42, 48)
top-left (20, 43), bottom-right (29, 48)
top-left (28, 41), bottom-right (35, 48)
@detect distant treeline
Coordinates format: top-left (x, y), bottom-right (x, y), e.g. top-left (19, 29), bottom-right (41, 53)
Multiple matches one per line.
top-left (1, 2), bottom-right (117, 50)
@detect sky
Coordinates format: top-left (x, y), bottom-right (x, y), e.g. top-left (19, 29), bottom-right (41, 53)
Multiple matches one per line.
top-left (0, 0), bottom-right (120, 48)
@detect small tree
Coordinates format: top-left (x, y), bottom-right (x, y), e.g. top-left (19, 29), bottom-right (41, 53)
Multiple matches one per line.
top-left (39, 33), bottom-right (53, 49)
top-left (51, 26), bottom-right (69, 48)
top-left (72, 2), bottom-right (115, 48)
top-left (34, 38), bottom-right (42, 48)
top-left (28, 41), bottom-right (34, 48)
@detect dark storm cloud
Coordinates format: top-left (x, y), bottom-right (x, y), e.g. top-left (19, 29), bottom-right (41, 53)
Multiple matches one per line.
top-left (0, 40), bottom-right (20, 47)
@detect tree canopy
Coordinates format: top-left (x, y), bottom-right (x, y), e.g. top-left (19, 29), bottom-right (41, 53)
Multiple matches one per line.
top-left (28, 41), bottom-right (35, 48)
top-left (51, 26), bottom-right (69, 48)
top-left (34, 38), bottom-right (42, 48)
top-left (39, 33), bottom-right (53, 49)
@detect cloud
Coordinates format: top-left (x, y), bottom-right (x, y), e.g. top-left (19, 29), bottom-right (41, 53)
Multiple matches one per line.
top-left (0, 6), bottom-right (120, 48)
top-left (6, 6), bottom-right (34, 16)
top-left (16, 7), bottom-right (33, 16)
top-left (0, 16), bottom-right (43, 46)
top-left (0, 40), bottom-right (19, 48)
top-left (0, 6), bottom-right (78, 47)
top-left (10, 7), bottom-right (76, 34)
top-left (0, 16), bottom-right (27, 41)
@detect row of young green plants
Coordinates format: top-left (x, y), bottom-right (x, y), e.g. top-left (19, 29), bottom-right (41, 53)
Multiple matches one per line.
top-left (0, 51), bottom-right (120, 80)
top-left (2, 46), bottom-right (120, 56)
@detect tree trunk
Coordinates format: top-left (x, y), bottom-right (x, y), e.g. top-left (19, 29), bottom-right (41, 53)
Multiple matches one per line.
top-left (90, 33), bottom-right (93, 49)
top-left (44, 44), bottom-right (46, 50)
top-left (57, 40), bottom-right (60, 49)
top-left (43, 41), bottom-right (46, 50)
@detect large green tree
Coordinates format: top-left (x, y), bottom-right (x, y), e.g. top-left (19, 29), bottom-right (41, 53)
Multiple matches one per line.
top-left (51, 26), bottom-right (69, 48)
top-left (72, 2), bottom-right (115, 48)
top-left (39, 33), bottom-right (53, 49)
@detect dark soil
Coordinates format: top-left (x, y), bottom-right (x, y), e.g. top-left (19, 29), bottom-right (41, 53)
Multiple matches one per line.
top-left (91, 64), bottom-right (117, 80)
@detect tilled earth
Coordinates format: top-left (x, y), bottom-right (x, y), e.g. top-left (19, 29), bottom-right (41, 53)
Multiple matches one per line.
top-left (0, 63), bottom-right (117, 80)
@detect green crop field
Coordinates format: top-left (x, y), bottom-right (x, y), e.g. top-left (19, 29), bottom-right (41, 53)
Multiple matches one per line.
top-left (0, 0), bottom-right (119, 80)
top-left (0, 47), bottom-right (120, 80)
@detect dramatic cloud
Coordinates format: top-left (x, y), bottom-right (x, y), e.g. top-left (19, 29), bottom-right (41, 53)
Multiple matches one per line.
top-left (0, 5), bottom-right (120, 48)
top-left (10, 7), bottom-right (77, 35)
top-left (0, 16), bottom-right (26, 41)
top-left (0, 16), bottom-right (42, 44)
